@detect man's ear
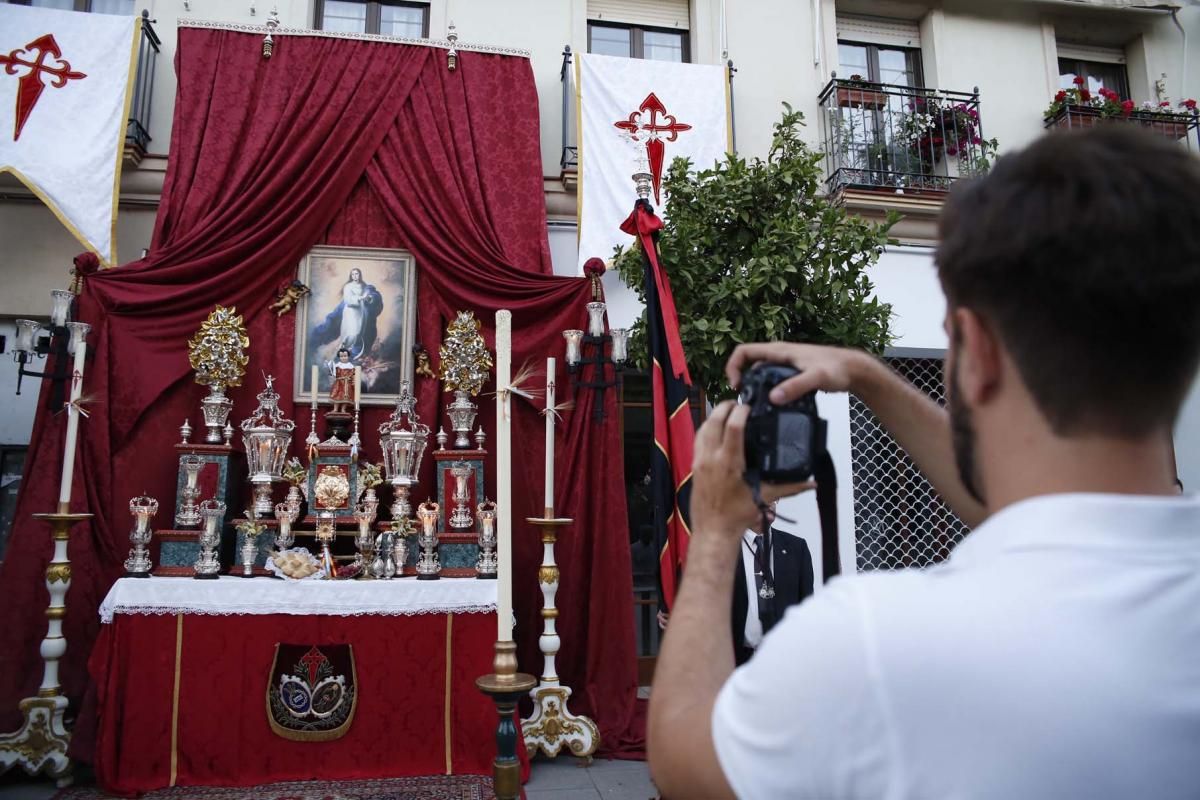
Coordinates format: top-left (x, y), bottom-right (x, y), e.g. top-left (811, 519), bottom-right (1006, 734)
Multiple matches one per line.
top-left (951, 307), bottom-right (1002, 407)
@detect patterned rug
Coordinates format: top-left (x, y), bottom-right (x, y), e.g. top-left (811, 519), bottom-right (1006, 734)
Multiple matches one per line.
top-left (54, 775), bottom-right (493, 799)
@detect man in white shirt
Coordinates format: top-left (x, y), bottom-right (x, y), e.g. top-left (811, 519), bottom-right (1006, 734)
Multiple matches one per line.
top-left (646, 125), bottom-right (1200, 799)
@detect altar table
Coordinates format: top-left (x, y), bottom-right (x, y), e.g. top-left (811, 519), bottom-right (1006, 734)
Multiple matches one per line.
top-left (89, 576), bottom-right (526, 795)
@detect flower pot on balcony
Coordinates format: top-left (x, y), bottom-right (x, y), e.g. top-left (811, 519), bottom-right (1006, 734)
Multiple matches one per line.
top-left (1137, 116), bottom-right (1191, 141)
top-left (1048, 105), bottom-right (1101, 130)
top-left (837, 86), bottom-right (888, 111)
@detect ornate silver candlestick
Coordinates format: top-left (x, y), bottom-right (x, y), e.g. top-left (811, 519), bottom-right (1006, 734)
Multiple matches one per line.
top-left (274, 501), bottom-right (297, 550)
top-left (124, 495), bottom-right (157, 578)
top-left (353, 503), bottom-right (375, 577)
top-left (194, 499), bottom-right (225, 579)
top-left (379, 381), bottom-right (429, 522)
top-left (176, 455), bottom-right (204, 527)
top-left (316, 511), bottom-right (337, 579)
top-left (449, 462), bottom-right (474, 530)
top-left (476, 499), bottom-right (498, 579)
top-left (240, 375), bottom-right (295, 516)
top-left (416, 500), bottom-right (441, 580)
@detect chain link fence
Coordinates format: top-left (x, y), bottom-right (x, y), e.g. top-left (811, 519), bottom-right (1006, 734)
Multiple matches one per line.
top-left (851, 357), bottom-right (971, 571)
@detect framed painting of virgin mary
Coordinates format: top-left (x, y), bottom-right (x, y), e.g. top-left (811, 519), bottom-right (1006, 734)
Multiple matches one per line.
top-left (293, 246), bottom-right (417, 406)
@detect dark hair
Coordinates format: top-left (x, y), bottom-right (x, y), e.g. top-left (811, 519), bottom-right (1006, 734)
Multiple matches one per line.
top-left (936, 126), bottom-right (1200, 436)
top-left (337, 348), bottom-right (351, 358)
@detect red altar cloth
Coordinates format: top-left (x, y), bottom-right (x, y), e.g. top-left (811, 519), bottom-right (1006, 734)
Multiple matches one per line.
top-left (89, 611), bottom-right (529, 795)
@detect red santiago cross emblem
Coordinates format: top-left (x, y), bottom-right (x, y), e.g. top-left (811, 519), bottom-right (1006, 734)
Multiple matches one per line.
top-left (0, 34), bottom-right (87, 142)
top-left (613, 92), bottom-right (691, 206)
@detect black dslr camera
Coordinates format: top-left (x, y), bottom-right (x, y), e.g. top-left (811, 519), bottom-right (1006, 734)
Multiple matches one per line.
top-left (739, 363), bottom-right (827, 483)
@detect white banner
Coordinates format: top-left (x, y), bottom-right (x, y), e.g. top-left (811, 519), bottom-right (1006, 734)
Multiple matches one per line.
top-left (0, 5), bottom-right (138, 266)
top-left (577, 53), bottom-right (729, 272)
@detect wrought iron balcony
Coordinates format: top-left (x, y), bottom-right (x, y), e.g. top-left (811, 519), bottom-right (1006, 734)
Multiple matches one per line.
top-left (817, 77), bottom-right (991, 196)
top-left (1044, 103), bottom-right (1198, 149)
top-left (560, 45), bottom-right (577, 175)
top-left (125, 11), bottom-right (160, 163)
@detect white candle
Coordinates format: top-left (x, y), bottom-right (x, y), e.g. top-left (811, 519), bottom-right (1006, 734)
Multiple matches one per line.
top-left (354, 366), bottom-right (362, 409)
top-left (311, 365), bottom-right (319, 405)
top-left (58, 341), bottom-right (87, 509)
top-left (544, 357), bottom-right (555, 517)
top-left (495, 310), bottom-right (513, 642)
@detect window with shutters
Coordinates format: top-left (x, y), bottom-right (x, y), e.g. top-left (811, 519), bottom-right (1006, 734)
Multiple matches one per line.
top-left (587, 0), bottom-right (690, 62)
top-left (0, 0), bottom-right (135, 13)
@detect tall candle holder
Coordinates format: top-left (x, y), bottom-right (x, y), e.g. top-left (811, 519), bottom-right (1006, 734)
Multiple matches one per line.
top-left (415, 500), bottom-right (441, 580)
top-left (0, 511), bottom-right (92, 787)
top-left (564, 297), bottom-right (626, 424)
top-left (123, 495), bottom-right (157, 578)
top-left (194, 499), bottom-right (225, 579)
top-left (521, 514), bottom-right (599, 760)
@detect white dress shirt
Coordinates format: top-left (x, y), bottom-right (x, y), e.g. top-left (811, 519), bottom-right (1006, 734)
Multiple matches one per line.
top-left (712, 493), bottom-right (1200, 799)
top-left (740, 530), bottom-right (774, 649)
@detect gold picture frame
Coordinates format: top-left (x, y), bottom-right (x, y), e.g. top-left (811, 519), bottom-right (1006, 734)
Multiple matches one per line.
top-left (293, 245), bottom-right (417, 406)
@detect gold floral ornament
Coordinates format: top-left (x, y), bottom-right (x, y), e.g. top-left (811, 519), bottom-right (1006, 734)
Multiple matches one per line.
top-left (314, 466), bottom-right (350, 510)
top-left (188, 306), bottom-right (250, 390)
top-left (438, 311), bottom-right (493, 397)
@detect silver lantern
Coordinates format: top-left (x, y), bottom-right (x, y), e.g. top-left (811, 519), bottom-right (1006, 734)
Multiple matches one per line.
top-left (240, 375), bottom-right (295, 516)
top-left (379, 381), bottom-right (430, 522)
top-left (124, 495), bottom-right (158, 578)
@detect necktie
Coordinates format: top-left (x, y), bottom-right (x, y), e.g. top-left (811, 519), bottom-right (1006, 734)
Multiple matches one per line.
top-left (753, 534), bottom-right (776, 631)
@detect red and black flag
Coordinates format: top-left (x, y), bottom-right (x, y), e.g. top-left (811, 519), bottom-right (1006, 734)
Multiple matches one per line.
top-left (621, 199), bottom-right (695, 611)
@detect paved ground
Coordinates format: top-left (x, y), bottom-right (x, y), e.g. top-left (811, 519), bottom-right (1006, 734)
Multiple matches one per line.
top-left (525, 755), bottom-right (657, 800)
top-left (0, 757), bottom-right (657, 799)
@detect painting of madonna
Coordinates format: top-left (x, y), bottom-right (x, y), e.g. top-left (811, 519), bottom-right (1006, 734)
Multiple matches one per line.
top-left (294, 246), bottom-right (417, 405)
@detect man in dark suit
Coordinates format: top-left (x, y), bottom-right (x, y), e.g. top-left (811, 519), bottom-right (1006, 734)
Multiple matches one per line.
top-left (659, 504), bottom-right (815, 666)
top-left (731, 518), bottom-right (814, 666)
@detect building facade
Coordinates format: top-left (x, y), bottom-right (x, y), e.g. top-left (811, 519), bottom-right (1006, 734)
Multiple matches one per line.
top-left (1, 0), bottom-right (1198, 603)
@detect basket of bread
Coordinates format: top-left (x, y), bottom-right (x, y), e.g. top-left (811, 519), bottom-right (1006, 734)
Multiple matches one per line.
top-left (266, 547), bottom-right (325, 581)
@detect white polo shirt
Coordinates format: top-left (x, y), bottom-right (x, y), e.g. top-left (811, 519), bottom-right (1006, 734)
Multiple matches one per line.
top-left (712, 493), bottom-right (1200, 799)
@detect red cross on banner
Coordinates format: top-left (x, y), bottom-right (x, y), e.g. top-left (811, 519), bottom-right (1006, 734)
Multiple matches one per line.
top-left (613, 92), bottom-right (692, 205)
top-left (0, 33), bottom-right (87, 142)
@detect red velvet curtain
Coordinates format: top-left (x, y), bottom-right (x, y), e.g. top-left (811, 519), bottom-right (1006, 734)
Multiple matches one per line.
top-left (0, 29), bottom-right (641, 758)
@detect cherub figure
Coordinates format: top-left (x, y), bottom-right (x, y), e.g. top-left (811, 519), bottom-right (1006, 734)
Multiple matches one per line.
top-left (269, 280), bottom-right (310, 317)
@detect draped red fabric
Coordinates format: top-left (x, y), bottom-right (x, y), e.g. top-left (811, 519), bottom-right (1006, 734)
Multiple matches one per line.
top-left (0, 29), bottom-right (642, 758)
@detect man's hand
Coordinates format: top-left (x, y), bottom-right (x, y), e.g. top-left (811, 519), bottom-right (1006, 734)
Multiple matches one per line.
top-left (725, 342), bottom-right (875, 404)
top-left (692, 400), bottom-right (815, 540)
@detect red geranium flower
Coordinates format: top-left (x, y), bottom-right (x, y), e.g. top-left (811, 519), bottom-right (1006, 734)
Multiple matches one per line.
top-left (1054, 90), bottom-right (1067, 103)
top-left (1182, 98), bottom-right (1198, 111)
top-left (1160, 101), bottom-right (1172, 108)
top-left (1080, 89), bottom-right (1092, 102)
top-left (1121, 99), bottom-right (1135, 116)
top-left (1073, 76), bottom-right (1086, 86)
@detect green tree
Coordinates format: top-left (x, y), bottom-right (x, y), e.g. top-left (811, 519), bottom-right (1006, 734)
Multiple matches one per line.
top-left (615, 106), bottom-right (898, 400)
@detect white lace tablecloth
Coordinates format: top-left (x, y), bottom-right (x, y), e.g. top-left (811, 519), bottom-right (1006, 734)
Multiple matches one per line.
top-left (98, 576), bottom-right (497, 623)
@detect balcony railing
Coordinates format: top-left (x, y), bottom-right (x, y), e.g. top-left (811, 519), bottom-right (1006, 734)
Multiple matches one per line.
top-left (817, 77), bottom-right (990, 196)
top-left (1044, 104), bottom-right (1199, 150)
top-left (560, 45), bottom-right (577, 174)
top-left (125, 10), bottom-right (160, 159)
